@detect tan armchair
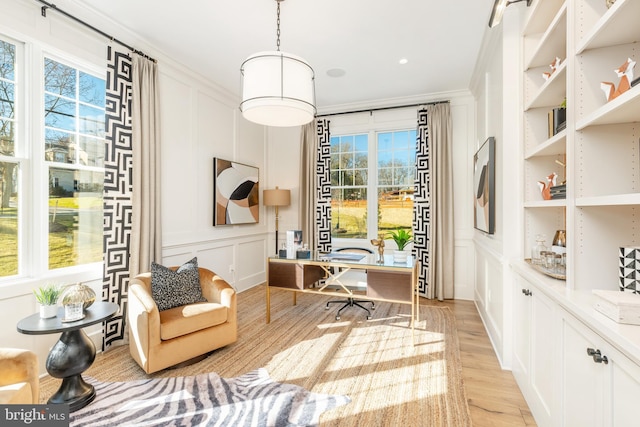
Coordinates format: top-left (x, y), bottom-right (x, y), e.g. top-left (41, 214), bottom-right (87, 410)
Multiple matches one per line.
top-left (128, 267), bottom-right (237, 374)
top-left (0, 348), bottom-right (39, 404)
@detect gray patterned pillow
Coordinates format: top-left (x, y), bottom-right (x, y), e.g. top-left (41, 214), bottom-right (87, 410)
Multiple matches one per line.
top-left (151, 257), bottom-right (207, 311)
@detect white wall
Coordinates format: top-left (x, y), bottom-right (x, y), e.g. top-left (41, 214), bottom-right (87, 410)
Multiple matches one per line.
top-left (469, 9), bottom-right (523, 367)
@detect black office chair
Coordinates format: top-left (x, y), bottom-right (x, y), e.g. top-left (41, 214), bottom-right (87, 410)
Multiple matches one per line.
top-left (325, 247), bottom-right (375, 320)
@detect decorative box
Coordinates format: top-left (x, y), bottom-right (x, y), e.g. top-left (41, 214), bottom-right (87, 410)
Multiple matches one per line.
top-left (593, 289), bottom-right (640, 325)
top-left (619, 246), bottom-right (640, 293)
top-left (296, 250), bottom-right (311, 259)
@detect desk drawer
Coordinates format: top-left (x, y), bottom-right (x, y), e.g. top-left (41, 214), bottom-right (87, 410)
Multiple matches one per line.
top-left (268, 262), bottom-right (325, 290)
top-left (366, 270), bottom-right (412, 302)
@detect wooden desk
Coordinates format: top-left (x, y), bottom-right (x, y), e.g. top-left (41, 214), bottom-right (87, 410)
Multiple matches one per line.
top-left (266, 253), bottom-right (419, 337)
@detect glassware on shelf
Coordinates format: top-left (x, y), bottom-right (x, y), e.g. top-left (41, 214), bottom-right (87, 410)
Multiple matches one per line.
top-left (532, 234), bottom-right (548, 265)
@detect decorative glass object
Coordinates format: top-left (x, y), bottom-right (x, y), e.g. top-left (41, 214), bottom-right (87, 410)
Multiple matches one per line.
top-left (62, 302), bottom-right (84, 322)
top-left (61, 283), bottom-right (96, 311)
top-left (552, 230), bottom-right (567, 255)
top-left (532, 234), bottom-right (548, 265)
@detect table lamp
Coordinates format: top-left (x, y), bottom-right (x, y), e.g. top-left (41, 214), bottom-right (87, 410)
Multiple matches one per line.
top-left (263, 186), bottom-right (291, 254)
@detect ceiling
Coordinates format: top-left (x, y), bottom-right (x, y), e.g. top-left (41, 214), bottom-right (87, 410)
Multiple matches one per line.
top-left (77, 0), bottom-right (494, 112)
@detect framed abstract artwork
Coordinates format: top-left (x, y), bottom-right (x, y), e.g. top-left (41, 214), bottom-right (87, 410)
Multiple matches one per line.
top-left (473, 137), bottom-right (495, 234)
top-left (213, 158), bottom-right (259, 226)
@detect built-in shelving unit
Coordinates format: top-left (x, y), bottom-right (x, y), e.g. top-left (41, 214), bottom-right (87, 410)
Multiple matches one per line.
top-left (514, 4), bottom-right (640, 424)
top-left (522, 0), bottom-right (567, 270)
top-left (572, 0), bottom-right (640, 291)
top-left (521, 0), bottom-right (640, 291)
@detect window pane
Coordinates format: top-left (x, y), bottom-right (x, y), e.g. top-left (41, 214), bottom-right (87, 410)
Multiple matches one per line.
top-left (45, 129), bottom-right (74, 164)
top-left (45, 94), bottom-right (76, 131)
top-left (355, 134), bottom-right (367, 151)
top-left (78, 136), bottom-right (105, 167)
top-left (330, 133), bottom-right (368, 239)
top-left (79, 71), bottom-right (105, 106)
top-left (44, 58), bottom-right (76, 97)
top-left (0, 40), bottom-right (16, 81)
top-left (394, 131), bottom-right (409, 149)
top-left (331, 188), bottom-right (367, 239)
top-left (0, 161), bottom-right (19, 277)
top-left (377, 130), bottom-right (416, 237)
top-left (0, 82), bottom-right (15, 119)
top-left (79, 104), bottom-right (105, 136)
top-left (48, 168), bottom-right (103, 269)
top-left (378, 186), bottom-right (413, 236)
top-left (0, 119), bottom-right (15, 156)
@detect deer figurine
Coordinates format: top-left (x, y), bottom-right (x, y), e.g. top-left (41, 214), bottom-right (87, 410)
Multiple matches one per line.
top-left (537, 172), bottom-right (557, 201)
top-left (601, 57), bottom-right (636, 102)
top-left (370, 236), bottom-right (385, 263)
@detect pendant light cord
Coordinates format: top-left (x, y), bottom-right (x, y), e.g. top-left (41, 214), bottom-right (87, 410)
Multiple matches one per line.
top-left (276, 0), bottom-right (282, 52)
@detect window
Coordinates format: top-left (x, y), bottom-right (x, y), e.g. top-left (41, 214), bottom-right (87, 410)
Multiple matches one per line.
top-left (0, 39), bottom-right (19, 277)
top-left (0, 34), bottom-right (105, 279)
top-left (330, 126), bottom-right (416, 242)
top-left (331, 134), bottom-right (368, 238)
top-left (44, 57), bottom-right (105, 270)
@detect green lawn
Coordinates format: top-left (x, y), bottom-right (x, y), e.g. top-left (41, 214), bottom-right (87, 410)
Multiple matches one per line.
top-left (0, 197), bottom-right (103, 276)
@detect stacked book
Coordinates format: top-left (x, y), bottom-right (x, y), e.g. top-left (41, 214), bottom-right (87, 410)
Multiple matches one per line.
top-left (548, 107), bottom-right (566, 137)
top-left (550, 184), bottom-right (566, 200)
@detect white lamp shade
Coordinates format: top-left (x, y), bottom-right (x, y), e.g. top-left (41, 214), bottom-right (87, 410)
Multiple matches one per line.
top-left (241, 51), bottom-right (316, 127)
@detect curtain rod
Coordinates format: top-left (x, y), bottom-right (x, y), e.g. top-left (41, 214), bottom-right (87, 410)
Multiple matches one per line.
top-left (36, 0), bottom-right (156, 62)
top-left (315, 100), bottom-right (449, 118)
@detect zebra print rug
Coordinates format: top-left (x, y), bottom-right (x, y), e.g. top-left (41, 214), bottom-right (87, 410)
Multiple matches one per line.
top-left (70, 368), bottom-right (350, 426)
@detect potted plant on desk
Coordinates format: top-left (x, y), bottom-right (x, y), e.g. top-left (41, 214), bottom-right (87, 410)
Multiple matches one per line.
top-left (388, 228), bottom-right (413, 263)
top-left (34, 283), bottom-right (61, 319)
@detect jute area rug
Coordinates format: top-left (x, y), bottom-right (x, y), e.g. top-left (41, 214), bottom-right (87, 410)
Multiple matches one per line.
top-left (40, 285), bottom-right (472, 426)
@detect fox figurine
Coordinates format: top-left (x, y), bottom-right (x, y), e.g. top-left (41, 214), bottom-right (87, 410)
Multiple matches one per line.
top-left (601, 57), bottom-right (636, 102)
top-left (537, 172), bottom-right (557, 201)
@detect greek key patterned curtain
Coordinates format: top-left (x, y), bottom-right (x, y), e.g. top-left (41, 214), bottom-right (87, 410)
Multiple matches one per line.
top-left (413, 104), bottom-right (454, 299)
top-left (102, 47), bottom-right (162, 349)
top-left (299, 119), bottom-right (332, 252)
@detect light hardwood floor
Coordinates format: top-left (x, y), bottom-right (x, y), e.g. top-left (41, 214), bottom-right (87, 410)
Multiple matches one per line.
top-left (420, 298), bottom-right (537, 426)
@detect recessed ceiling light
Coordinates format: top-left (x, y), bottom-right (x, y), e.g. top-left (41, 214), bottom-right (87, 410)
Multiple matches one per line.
top-left (327, 68), bottom-right (346, 78)
top-left (399, 58), bottom-right (409, 65)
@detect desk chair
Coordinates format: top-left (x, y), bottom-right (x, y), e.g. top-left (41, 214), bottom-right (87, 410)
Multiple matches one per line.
top-left (325, 247), bottom-right (375, 320)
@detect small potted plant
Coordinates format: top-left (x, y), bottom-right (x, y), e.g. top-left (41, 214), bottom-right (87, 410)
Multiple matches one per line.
top-left (388, 228), bottom-right (413, 263)
top-left (33, 283), bottom-right (62, 319)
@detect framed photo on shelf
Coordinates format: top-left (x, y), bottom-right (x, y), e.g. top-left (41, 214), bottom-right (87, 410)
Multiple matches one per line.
top-left (213, 157), bottom-right (259, 226)
top-left (473, 137), bottom-right (495, 234)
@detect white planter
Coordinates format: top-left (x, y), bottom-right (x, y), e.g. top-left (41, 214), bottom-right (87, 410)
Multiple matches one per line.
top-left (39, 304), bottom-right (58, 319)
top-left (393, 250), bottom-right (409, 264)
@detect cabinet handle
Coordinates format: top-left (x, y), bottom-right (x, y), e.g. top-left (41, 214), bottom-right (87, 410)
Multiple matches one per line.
top-left (586, 348), bottom-right (609, 364)
top-left (522, 289), bottom-right (532, 296)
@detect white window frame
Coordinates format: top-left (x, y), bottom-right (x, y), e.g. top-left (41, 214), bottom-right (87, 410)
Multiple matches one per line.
top-left (0, 33), bottom-right (105, 292)
top-left (329, 108), bottom-right (417, 249)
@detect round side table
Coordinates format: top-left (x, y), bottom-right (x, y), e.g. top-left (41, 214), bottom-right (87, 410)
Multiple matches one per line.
top-left (17, 301), bottom-right (119, 411)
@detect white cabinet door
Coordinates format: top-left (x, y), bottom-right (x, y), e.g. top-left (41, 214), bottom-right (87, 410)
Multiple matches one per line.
top-left (561, 312), bottom-right (604, 427)
top-left (512, 274), bottom-right (557, 426)
top-left (606, 341), bottom-right (640, 426)
top-left (561, 309), bottom-right (640, 427)
top-left (529, 284), bottom-right (557, 426)
top-left (512, 275), bottom-right (532, 387)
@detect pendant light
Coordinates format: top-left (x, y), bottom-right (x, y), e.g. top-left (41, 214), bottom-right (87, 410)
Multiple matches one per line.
top-left (240, 0), bottom-right (316, 127)
top-left (488, 0), bottom-right (532, 28)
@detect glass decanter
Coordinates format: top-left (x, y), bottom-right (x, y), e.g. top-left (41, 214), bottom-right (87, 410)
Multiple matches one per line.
top-left (531, 234), bottom-right (548, 265)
